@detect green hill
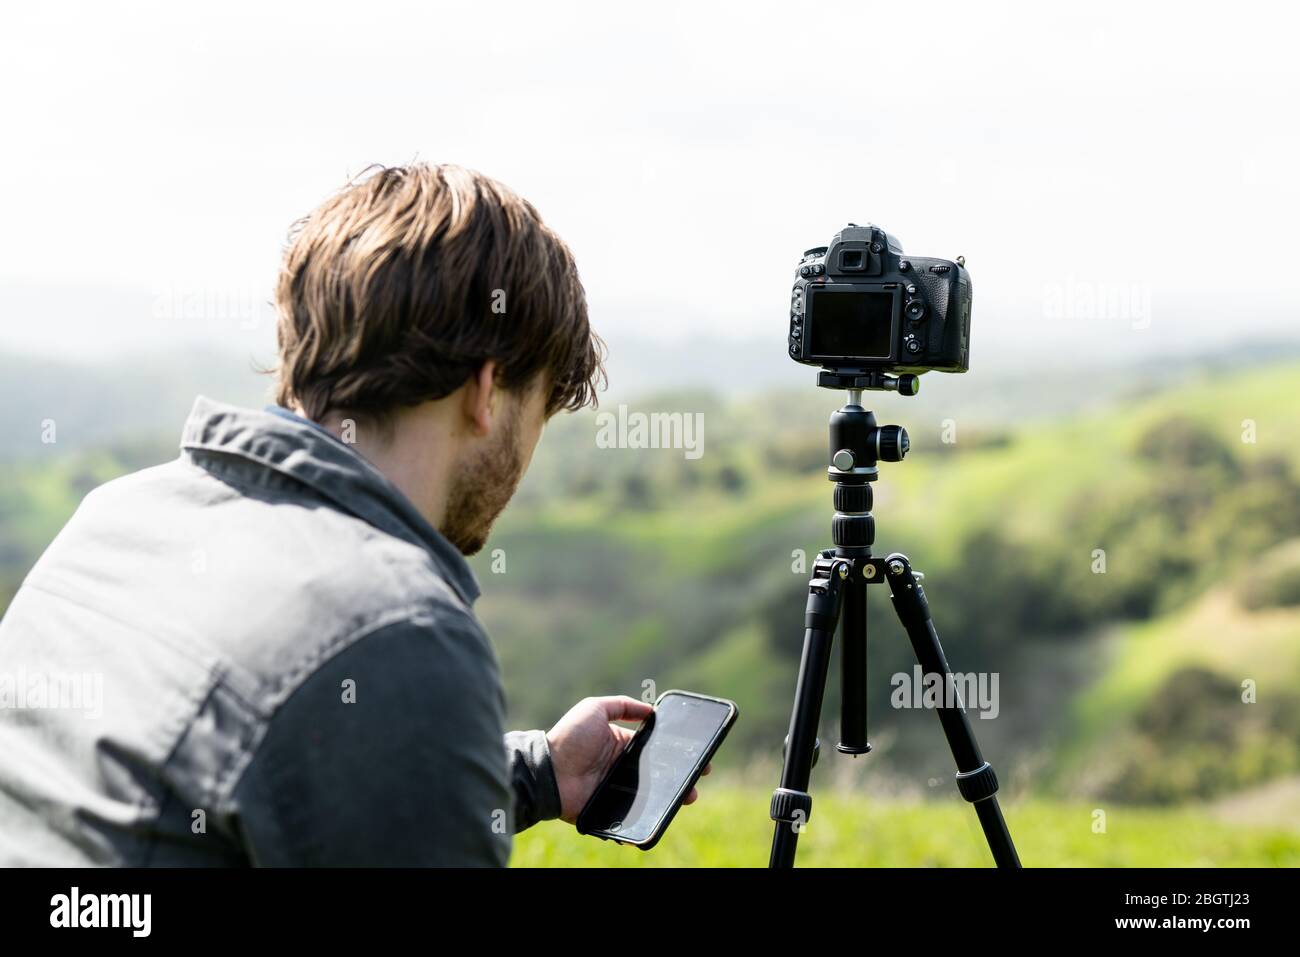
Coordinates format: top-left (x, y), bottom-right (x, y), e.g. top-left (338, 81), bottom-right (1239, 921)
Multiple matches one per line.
top-left (475, 360), bottom-right (1300, 804)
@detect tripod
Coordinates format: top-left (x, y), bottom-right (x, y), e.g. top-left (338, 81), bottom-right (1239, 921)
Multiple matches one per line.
top-left (767, 371), bottom-right (1021, 868)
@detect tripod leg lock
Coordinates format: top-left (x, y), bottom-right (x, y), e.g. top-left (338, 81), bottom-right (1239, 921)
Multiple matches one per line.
top-left (955, 762), bottom-right (1000, 803)
top-left (883, 552), bottom-right (933, 625)
top-left (804, 557), bottom-right (850, 631)
top-left (769, 787), bottom-right (813, 826)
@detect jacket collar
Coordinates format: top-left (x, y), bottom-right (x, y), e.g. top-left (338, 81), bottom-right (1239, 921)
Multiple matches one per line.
top-left (179, 395), bottom-right (481, 606)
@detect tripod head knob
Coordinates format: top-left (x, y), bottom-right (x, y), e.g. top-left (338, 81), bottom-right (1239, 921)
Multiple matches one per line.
top-left (877, 425), bottom-right (910, 462)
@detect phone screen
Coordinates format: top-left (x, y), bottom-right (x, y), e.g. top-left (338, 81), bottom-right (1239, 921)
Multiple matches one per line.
top-left (580, 693), bottom-right (733, 844)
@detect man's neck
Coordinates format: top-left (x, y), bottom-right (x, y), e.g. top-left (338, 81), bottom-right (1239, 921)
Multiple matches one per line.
top-left (308, 406), bottom-right (455, 532)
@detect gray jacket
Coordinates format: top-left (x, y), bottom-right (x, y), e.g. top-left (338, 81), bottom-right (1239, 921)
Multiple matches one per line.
top-left (0, 396), bottom-right (561, 866)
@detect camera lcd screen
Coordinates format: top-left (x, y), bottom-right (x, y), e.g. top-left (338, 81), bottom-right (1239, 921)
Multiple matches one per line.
top-left (579, 694), bottom-right (732, 844)
top-left (808, 289), bottom-right (895, 360)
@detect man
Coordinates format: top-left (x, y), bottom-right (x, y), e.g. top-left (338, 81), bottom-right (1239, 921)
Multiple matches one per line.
top-left (0, 163), bottom-right (700, 865)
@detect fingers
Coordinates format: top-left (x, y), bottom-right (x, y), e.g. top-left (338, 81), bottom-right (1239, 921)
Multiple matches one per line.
top-left (682, 766), bottom-right (710, 804)
top-left (591, 694), bottom-right (654, 724)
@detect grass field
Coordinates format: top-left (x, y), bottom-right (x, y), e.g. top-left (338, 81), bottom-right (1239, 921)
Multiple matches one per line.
top-left (511, 787), bottom-right (1300, 867)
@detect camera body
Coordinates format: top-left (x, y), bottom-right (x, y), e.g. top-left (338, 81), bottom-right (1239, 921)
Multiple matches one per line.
top-left (788, 224), bottom-right (971, 376)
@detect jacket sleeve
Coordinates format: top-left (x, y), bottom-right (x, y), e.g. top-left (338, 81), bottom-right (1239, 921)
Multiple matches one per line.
top-left (504, 729), bottom-right (563, 832)
top-left (227, 614), bottom-right (516, 866)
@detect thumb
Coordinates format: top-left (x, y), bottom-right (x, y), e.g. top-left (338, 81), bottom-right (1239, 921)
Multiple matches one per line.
top-left (592, 695), bottom-right (654, 724)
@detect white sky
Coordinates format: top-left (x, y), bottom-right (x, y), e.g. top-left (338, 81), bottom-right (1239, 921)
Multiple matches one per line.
top-left (1, 0), bottom-right (1297, 370)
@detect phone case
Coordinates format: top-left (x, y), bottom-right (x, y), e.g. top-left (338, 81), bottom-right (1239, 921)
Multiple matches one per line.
top-left (575, 689), bottom-right (739, 850)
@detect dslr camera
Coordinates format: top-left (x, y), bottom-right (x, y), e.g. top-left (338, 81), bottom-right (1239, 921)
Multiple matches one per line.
top-left (787, 224), bottom-right (971, 388)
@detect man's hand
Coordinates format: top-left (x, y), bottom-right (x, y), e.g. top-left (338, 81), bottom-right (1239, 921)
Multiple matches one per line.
top-left (546, 695), bottom-right (711, 824)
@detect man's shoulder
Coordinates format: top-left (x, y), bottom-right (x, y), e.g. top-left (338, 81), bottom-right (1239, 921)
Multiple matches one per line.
top-left (179, 475), bottom-right (489, 711)
top-left (35, 453), bottom-right (489, 712)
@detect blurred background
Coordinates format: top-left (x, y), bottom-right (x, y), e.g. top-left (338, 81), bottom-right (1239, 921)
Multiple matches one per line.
top-left (2, 0), bottom-right (1298, 865)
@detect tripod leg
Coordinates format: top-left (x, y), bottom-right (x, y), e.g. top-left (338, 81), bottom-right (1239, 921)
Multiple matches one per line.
top-left (882, 553), bottom-right (1022, 868)
top-left (768, 558), bottom-right (848, 868)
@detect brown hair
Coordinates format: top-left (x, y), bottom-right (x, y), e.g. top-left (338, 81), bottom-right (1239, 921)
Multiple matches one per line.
top-left (272, 163), bottom-right (604, 424)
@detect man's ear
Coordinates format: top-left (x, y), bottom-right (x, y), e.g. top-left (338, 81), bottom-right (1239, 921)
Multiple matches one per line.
top-left (461, 360), bottom-right (499, 437)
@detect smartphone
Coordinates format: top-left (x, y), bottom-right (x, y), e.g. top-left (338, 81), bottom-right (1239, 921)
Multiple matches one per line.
top-left (576, 689), bottom-right (738, 850)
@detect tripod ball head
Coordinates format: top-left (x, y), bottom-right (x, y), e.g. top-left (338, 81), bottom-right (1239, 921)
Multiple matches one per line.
top-left (828, 404), bottom-right (909, 481)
